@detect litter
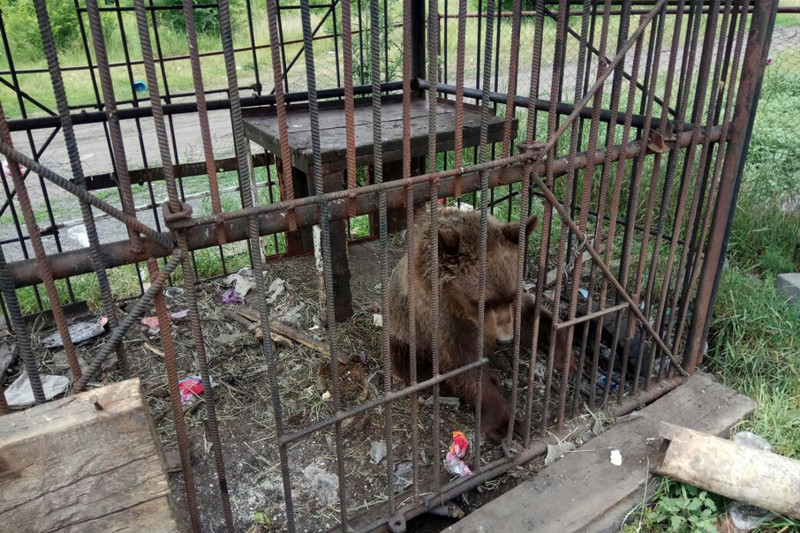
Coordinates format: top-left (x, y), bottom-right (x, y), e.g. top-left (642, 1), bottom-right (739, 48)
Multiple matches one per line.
top-left (221, 288), bottom-right (243, 304)
top-left (369, 441), bottom-right (387, 464)
top-left (443, 431), bottom-right (472, 477)
top-left (224, 268), bottom-right (256, 300)
top-left (41, 320), bottom-right (106, 349)
top-left (610, 449), bottom-right (622, 466)
top-left (177, 375), bottom-right (216, 405)
top-left (6, 372), bottom-right (70, 408)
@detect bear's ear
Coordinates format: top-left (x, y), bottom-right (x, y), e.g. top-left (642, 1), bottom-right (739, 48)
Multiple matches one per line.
top-left (502, 214), bottom-right (539, 244)
top-left (438, 226), bottom-right (461, 256)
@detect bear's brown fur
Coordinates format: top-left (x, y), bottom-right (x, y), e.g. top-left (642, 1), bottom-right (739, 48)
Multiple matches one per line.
top-left (388, 207), bottom-right (572, 444)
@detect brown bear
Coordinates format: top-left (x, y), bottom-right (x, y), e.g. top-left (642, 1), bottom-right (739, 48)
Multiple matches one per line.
top-left (387, 206), bottom-right (572, 444)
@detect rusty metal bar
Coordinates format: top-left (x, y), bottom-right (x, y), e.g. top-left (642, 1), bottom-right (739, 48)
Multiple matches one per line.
top-left (503, 0), bottom-right (531, 445)
top-left (32, 0), bottom-right (128, 376)
top-left (452, 0), bottom-right (467, 198)
top-left (522, 0), bottom-right (548, 447)
top-left (672, 0), bottom-right (749, 359)
top-left (0, 244), bottom-right (45, 403)
top-left (473, 0), bottom-right (497, 461)
top-left (279, 358), bottom-right (490, 446)
top-left (401, 0), bottom-right (420, 504)
top-left (685, 0), bottom-right (778, 371)
top-left (145, 257), bottom-right (202, 533)
top-left (540, 0), bottom-right (572, 434)
top-left (266, 0), bottom-right (298, 231)
top-left (531, 172), bottom-right (689, 377)
top-left (0, 107), bottom-right (83, 383)
top-left (367, 0), bottom-right (397, 516)
top-left (135, 1), bottom-right (234, 529)
top-left (0, 145), bottom-right (173, 250)
top-left (554, 303), bottom-right (631, 330)
top-left (297, 0), bottom-right (350, 528)
top-left (85, 0), bottom-right (141, 251)
top-left (342, 0), bottom-right (358, 218)
top-left (559, 0), bottom-right (606, 427)
top-left (6, 127), bottom-right (723, 288)
top-left (425, 0), bottom-right (443, 492)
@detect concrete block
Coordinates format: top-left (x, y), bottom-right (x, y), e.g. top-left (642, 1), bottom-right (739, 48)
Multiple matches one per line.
top-left (775, 273), bottom-right (800, 309)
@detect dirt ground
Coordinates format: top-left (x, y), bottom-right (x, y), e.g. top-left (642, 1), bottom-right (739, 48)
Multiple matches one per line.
top-left (6, 236), bottom-right (605, 533)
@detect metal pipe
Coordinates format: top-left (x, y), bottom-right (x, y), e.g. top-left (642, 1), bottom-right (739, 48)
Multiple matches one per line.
top-left (6, 127), bottom-right (723, 287)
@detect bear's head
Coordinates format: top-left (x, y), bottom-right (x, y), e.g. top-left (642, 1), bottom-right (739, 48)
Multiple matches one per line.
top-left (418, 207), bottom-right (538, 345)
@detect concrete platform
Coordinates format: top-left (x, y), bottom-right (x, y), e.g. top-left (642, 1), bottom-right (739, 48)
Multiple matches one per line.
top-left (444, 373), bottom-right (755, 533)
top-left (776, 273), bottom-right (800, 309)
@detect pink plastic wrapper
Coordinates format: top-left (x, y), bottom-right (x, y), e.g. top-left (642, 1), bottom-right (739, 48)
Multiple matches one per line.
top-left (178, 377), bottom-right (205, 405)
top-left (443, 431), bottom-right (472, 477)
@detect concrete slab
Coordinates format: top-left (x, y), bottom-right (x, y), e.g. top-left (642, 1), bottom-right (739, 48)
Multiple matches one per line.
top-left (444, 373), bottom-right (755, 533)
top-left (776, 273), bottom-right (800, 309)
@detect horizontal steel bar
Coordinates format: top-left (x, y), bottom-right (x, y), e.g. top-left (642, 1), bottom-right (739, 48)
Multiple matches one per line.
top-left (80, 152), bottom-right (273, 191)
top-left (278, 358), bottom-right (489, 446)
top-left (358, 376), bottom-right (685, 532)
top-left (5, 81), bottom-right (405, 132)
top-left (553, 302), bottom-right (630, 330)
top-left (425, 80), bottom-right (674, 132)
top-left (5, 126), bottom-right (723, 287)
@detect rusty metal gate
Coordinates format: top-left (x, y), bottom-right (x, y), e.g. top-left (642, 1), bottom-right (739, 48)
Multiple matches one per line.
top-left (0, 0), bottom-right (778, 531)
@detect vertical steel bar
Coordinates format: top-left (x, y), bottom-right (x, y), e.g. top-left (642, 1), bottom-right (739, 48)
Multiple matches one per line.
top-left (0, 106), bottom-right (82, 383)
top-left (646, 0), bottom-right (705, 385)
top-left (0, 243), bottom-right (45, 403)
top-left (298, 0), bottom-right (350, 528)
top-left (453, 0), bottom-right (467, 198)
top-left (473, 0), bottom-right (495, 462)
top-left (522, 0), bottom-right (549, 446)
top-left (84, 0), bottom-right (142, 252)
top-left (558, 0), bottom-right (596, 426)
top-left (134, 2), bottom-right (235, 530)
top-left (266, 0), bottom-right (299, 232)
top-left (367, 0), bottom-right (396, 514)
top-left (650, 0), bottom-right (723, 385)
top-left (145, 257), bottom-right (202, 533)
top-left (426, 0), bottom-right (443, 491)
top-left (182, 0), bottom-right (227, 246)
top-left (540, 0), bottom-right (588, 432)
top-left (32, 0), bottom-right (128, 377)
top-left (219, 0), bottom-right (298, 529)
top-left (401, 0), bottom-right (420, 503)
top-left (685, 0), bottom-right (776, 372)
top-left (341, 0), bottom-right (359, 218)
top-left (672, 0), bottom-right (749, 357)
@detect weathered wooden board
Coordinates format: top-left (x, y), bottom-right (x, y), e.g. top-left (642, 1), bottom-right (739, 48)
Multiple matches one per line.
top-left (243, 97), bottom-right (514, 174)
top-left (444, 373), bottom-right (755, 533)
top-left (0, 379), bottom-right (185, 533)
top-left (655, 422), bottom-right (800, 519)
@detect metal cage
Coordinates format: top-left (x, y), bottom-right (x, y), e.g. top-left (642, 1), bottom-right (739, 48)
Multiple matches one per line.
top-left (0, 0), bottom-right (778, 531)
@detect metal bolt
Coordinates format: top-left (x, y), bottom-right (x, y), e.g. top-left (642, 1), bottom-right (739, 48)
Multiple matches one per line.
top-left (90, 396), bottom-right (103, 411)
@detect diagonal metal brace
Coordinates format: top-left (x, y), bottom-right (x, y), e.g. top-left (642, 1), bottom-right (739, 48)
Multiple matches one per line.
top-left (0, 141), bottom-right (174, 250)
top-left (531, 172), bottom-right (688, 377)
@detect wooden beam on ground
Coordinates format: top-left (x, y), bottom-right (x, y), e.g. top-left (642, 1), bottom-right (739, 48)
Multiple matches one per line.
top-left (444, 373), bottom-right (755, 533)
top-left (655, 422), bottom-right (800, 520)
top-left (0, 379), bottom-right (185, 533)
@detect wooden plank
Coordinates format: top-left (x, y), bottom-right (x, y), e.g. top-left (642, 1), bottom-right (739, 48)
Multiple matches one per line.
top-left (243, 97), bottom-right (513, 172)
top-left (0, 379), bottom-right (185, 533)
top-left (444, 373), bottom-right (755, 533)
top-left (655, 422), bottom-right (800, 520)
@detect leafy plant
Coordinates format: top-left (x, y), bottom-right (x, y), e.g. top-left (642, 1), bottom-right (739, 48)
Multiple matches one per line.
top-left (627, 480), bottom-right (724, 533)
